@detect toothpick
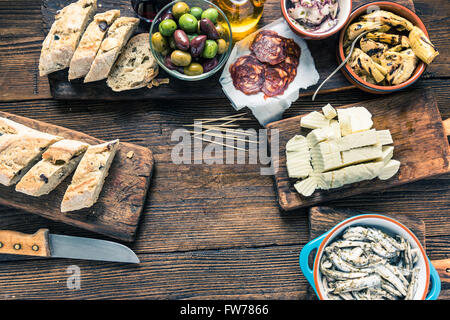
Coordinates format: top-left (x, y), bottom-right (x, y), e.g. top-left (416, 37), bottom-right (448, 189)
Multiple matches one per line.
top-left (193, 135), bottom-right (247, 152)
top-left (186, 130), bottom-right (258, 144)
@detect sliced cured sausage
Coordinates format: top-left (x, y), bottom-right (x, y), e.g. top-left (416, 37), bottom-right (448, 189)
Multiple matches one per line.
top-left (250, 31), bottom-right (287, 65)
top-left (230, 54), bottom-right (265, 95)
top-left (262, 65), bottom-right (290, 97)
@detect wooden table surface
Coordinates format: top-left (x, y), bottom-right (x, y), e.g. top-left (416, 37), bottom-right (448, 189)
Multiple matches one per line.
top-left (0, 0), bottom-right (448, 300)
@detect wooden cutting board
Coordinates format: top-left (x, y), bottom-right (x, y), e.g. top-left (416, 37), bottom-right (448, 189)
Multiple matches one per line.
top-left (0, 112), bottom-right (154, 242)
top-left (305, 206), bottom-right (427, 299)
top-left (267, 88), bottom-right (450, 211)
top-left (41, 0), bottom-right (415, 100)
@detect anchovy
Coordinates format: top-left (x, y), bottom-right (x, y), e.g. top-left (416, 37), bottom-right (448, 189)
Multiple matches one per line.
top-left (371, 242), bottom-right (398, 258)
top-left (367, 228), bottom-right (402, 253)
top-left (405, 268), bottom-right (419, 300)
top-left (385, 264), bottom-right (409, 287)
top-left (320, 264), bottom-right (369, 280)
top-left (338, 247), bottom-right (370, 267)
top-left (381, 280), bottom-right (404, 297)
top-left (375, 264), bottom-right (407, 296)
top-left (327, 240), bottom-right (370, 249)
top-left (333, 274), bottom-right (381, 294)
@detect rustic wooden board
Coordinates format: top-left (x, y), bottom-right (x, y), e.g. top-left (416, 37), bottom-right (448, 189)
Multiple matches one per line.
top-left (41, 0), bottom-right (415, 100)
top-left (306, 206), bottom-right (426, 299)
top-left (267, 88), bottom-right (450, 211)
top-left (0, 111), bottom-right (153, 242)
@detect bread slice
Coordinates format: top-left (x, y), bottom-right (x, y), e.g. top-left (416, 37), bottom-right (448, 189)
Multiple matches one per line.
top-left (68, 10), bottom-right (121, 80)
top-left (0, 117), bottom-right (36, 135)
top-left (106, 33), bottom-right (159, 92)
top-left (84, 17), bottom-right (139, 83)
top-left (16, 140), bottom-right (89, 196)
top-left (39, 0), bottom-right (97, 76)
top-left (61, 139), bottom-right (119, 212)
top-left (0, 131), bottom-right (63, 186)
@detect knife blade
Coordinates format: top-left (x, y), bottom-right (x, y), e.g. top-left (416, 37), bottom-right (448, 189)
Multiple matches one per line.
top-left (0, 229), bottom-right (139, 264)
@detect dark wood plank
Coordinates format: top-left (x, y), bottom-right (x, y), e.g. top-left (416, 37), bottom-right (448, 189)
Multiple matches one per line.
top-left (42, 0), bottom-right (415, 100)
top-left (267, 88), bottom-right (450, 211)
top-left (0, 111), bottom-right (154, 242)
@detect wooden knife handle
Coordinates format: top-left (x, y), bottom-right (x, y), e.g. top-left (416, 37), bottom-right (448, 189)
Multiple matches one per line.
top-left (432, 259), bottom-right (450, 283)
top-left (0, 229), bottom-right (51, 257)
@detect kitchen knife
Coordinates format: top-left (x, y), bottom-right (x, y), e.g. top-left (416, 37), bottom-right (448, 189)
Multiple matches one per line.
top-left (0, 229), bottom-right (139, 264)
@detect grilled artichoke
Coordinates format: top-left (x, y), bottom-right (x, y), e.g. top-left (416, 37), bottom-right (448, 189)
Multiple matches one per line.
top-left (408, 26), bottom-right (439, 64)
top-left (346, 21), bottom-right (391, 42)
top-left (361, 10), bottom-right (414, 31)
top-left (360, 37), bottom-right (387, 63)
top-left (366, 32), bottom-right (401, 45)
top-left (380, 49), bottom-right (418, 85)
top-left (350, 48), bottom-right (387, 83)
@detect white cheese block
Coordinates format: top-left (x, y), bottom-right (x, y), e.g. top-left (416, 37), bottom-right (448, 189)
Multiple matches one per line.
top-left (315, 140), bottom-right (341, 155)
top-left (306, 127), bottom-right (337, 148)
top-left (379, 145), bottom-right (394, 164)
top-left (322, 103), bottom-right (337, 120)
top-left (311, 147), bottom-right (343, 173)
top-left (331, 169), bottom-right (346, 188)
top-left (312, 172), bottom-right (333, 190)
top-left (341, 144), bottom-right (382, 166)
top-left (294, 177), bottom-right (317, 197)
top-left (286, 157), bottom-right (312, 179)
top-left (376, 130), bottom-right (393, 145)
top-left (338, 129), bottom-right (378, 151)
top-left (286, 135), bottom-right (308, 152)
top-left (301, 111), bottom-right (330, 129)
top-left (330, 120), bottom-right (341, 139)
top-left (338, 107), bottom-right (373, 136)
top-left (378, 159), bottom-right (401, 180)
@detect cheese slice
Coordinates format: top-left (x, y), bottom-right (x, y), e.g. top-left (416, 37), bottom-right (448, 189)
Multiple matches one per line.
top-left (315, 140), bottom-right (341, 155)
top-left (301, 111), bottom-right (330, 129)
top-left (341, 144), bottom-right (382, 166)
top-left (331, 169), bottom-right (346, 188)
top-left (338, 129), bottom-right (378, 151)
top-left (378, 159), bottom-right (401, 180)
top-left (312, 172), bottom-right (333, 190)
top-left (306, 127), bottom-right (337, 148)
top-left (379, 145), bottom-right (394, 164)
top-left (330, 120), bottom-right (341, 139)
top-left (338, 107), bottom-right (373, 136)
top-left (311, 147), bottom-right (343, 172)
top-left (286, 135), bottom-right (308, 152)
top-left (376, 130), bottom-right (393, 145)
top-left (322, 104), bottom-right (337, 120)
top-left (294, 177), bottom-right (317, 197)
top-left (286, 157), bottom-right (312, 179)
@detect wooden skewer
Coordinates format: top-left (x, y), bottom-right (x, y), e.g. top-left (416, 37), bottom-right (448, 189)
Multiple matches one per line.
top-left (193, 135), bottom-right (247, 152)
top-left (193, 113), bottom-right (248, 123)
top-left (186, 130), bottom-right (258, 144)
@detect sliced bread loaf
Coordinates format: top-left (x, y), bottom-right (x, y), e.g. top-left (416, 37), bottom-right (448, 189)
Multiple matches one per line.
top-left (39, 0), bottom-right (97, 76)
top-left (84, 17), bottom-right (139, 83)
top-left (106, 33), bottom-right (159, 92)
top-left (16, 140), bottom-right (89, 196)
top-left (61, 139), bottom-right (119, 212)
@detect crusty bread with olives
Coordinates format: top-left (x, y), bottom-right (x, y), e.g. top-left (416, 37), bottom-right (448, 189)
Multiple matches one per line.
top-left (16, 140), bottom-right (89, 197)
top-left (106, 33), bottom-right (159, 92)
top-left (84, 17), bottom-right (139, 83)
top-left (68, 9), bottom-right (121, 80)
top-left (39, 0), bottom-right (97, 76)
top-left (61, 139), bottom-right (119, 212)
top-left (0, 131), bottom-right (63, 186)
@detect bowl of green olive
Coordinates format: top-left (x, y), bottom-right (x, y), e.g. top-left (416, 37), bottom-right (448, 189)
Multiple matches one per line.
top-left (150, 0), bottom-right (232, 81)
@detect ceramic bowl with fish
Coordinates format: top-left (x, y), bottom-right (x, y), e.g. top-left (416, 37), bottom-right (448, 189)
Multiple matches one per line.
top-left (299, 214), bottom-right (441, 300)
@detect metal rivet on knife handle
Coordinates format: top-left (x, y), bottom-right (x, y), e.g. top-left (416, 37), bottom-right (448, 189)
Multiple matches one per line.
top-left (0, 229), bottom-right (50, 257)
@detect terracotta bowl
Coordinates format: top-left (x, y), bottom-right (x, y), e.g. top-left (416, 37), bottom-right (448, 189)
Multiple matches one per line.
top-left (281, 0), bottom-right (353, 40)
top-left (337, 1), bottom-right (429, 94)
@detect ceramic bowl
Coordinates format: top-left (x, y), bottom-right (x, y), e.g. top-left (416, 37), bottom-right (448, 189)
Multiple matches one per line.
top-left (299, 214), bottom-right (441, 300)
top-left (281, 0), bottom-right (352, 40)
top-left (337, 1), bottom-right (429, 94)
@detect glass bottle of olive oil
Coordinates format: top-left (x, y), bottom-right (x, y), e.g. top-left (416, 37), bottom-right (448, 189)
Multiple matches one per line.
top-left (213, 0), bottom-right (265, 40)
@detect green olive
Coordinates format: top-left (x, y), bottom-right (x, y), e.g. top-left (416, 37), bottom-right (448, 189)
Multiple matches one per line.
top-left (187, 33), bottom-right (199, 42)
top-left (215, 24), bottom-right (227, 39)
top-left (172, 1), bottom-right (190, 19)
top-left (184, 62), bottom-right (204, 76)
top-left (216, 39), bottom-right (228, 55)
top-left (190, 6), bottom-right (203, 20)
top-left (158, 19), bottom-right (177, 37)
top-left (178, 13), bottom-right (198, 33)
top-left (201, 8), bottom-right (219, 24)
top-left (202, 39), bottom-right (218, 59)
top-left (171, 50), bottom-right (192, 66)
top-left (151, 32), bottom-right (169, 53)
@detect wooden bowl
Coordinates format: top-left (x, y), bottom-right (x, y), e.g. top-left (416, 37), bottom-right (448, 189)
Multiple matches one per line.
top-left (337, 1), bottom-right (429, 94)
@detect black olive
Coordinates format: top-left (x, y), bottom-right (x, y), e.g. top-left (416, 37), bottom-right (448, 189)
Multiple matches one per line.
top-left (99, 22), bottom-right (108, 32)
top-left (40, 174), bottom-right (48, 183)
top-left (54, 34), bottom-right (60, 41)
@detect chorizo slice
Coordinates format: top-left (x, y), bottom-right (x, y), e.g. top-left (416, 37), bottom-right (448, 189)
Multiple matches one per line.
top-left (262, 65), bottom-right (290, 97)
top-left (230, 54), bottom-right (265, 95)
top-left (250, 31), bottom-right (287, 65)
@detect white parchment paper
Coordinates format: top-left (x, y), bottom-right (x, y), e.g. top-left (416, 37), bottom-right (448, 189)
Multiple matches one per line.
top-left (220, 18), bottom-right (320, 126)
